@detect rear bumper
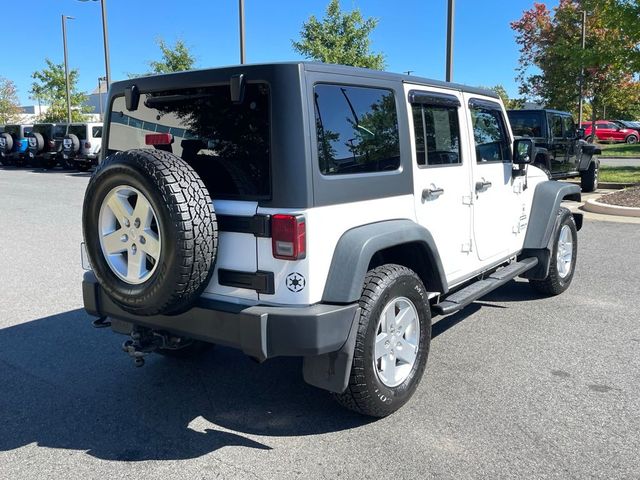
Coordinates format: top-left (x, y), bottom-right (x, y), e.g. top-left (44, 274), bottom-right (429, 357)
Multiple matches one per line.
top-left (83, 270), bottom-right (359, 363)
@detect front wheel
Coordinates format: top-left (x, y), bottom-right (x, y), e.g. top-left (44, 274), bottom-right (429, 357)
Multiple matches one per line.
top-left (626, 135), bottom-right (638, 145)
top-left (580, 160), bottom-right (599, 192)
top-left (529, 208), bottom-right (577, 296)
top-left (333, 264), bottom-right (431, 417)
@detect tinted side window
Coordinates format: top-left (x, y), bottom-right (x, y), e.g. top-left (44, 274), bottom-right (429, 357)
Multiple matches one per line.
top-left (470, 105), bottom-right (511, 162)
top-left (550, 115), bottom-right (563, 137)
top-left (412, 103), bottom-right (461, 166)
top-left (92, 126), bottom-right (103, 138)
top-left (563, 116), bottom-right (575, 138)
top-left (314, 84), bottom-right (400, 175)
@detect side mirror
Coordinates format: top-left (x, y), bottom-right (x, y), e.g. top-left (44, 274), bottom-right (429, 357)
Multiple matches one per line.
top-left (513, 138), bottom-right (533, 165)
top-left (576, 128), bottom-right (585, 139)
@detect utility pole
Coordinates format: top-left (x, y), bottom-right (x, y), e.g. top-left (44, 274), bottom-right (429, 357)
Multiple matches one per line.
top-left (446, 0), bottom-right (455, 82)
top-left (62, 15), bottom-right (75, 124)
top-left (578, 10), bottom-right (586, 124)
top-left (239, 0), bottom-right (246, 64)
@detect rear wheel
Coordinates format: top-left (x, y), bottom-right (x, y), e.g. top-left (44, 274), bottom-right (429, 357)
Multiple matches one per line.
top-left (333, 264), bottom-right (431, 417)
top-left (529, 208), bottom-right (577, 296)
top-left (580, 160), bottom-right (599, 192)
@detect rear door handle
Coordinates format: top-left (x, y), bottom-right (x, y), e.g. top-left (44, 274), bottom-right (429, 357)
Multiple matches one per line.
top-left (422, 185), bottom-right (444, 200)
top-left (475, 179), bottom-right (492, 192)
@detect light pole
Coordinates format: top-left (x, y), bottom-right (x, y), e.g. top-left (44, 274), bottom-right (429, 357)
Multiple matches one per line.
top-left (239, 0), bottom-right (246, 64)
top-left (62, 15), bottom-right (75, 124)
top-left (578, 10), bottom-right (586, 125)
top-left (79, 0), bottom-right (111, 88)
top-left (446, 0), bottom-right (455, 82)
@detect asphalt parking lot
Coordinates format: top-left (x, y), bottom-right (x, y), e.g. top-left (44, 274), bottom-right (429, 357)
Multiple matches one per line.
top-left (0, 166), bottom-right (639, 480)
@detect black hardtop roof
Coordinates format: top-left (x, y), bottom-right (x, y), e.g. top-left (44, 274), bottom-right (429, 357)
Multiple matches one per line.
top-left (109, 61), bottom-right (499, 99)
top-left (507, 108), bottom-right (573, 116)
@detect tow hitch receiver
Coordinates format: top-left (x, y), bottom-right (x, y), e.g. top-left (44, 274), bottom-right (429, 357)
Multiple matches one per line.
top-left (122, 327), bottom-right (187, 367)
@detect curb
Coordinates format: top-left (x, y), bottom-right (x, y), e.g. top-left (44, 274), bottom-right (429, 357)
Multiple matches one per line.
top-left (598, 182), bottom-right (639, 190)
top-left (583, 198), bottom-right (640, 218)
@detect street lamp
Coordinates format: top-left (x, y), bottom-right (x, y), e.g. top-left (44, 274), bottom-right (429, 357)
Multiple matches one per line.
top-left (239, 0), bottom-right (245, 64)
top-left (62, 15), bottom-right (75, 124)
top-left (79, 0), bottom-right (111, 88)
top-left (97, 76), bottom-right (106, 120)
top-left (445, 0), bottom-right (455, 82)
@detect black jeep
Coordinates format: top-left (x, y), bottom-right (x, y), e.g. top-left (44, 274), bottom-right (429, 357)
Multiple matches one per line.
top-left (507, 109), bottom-right (601, 192)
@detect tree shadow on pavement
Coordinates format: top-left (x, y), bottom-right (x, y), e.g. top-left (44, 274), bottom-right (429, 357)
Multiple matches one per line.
top-left (0, 309), bottom-right (371, 462)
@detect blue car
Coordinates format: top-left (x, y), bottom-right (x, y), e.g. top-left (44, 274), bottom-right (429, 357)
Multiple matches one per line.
top-left (0, 124), bottom-right (34, 166)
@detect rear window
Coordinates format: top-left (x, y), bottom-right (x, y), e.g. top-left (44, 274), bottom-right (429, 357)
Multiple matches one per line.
top-left (108, 83), bottom-right (271, 199)
top-left (33, 124), bottom-right (52, 136)
top-left (68, 125), bottom-right (86, 139)
top-left (92, 126), bottom-right (102, 138)
top-left (313, 84), bottom-right (400, 175)
top-left (5, 125), bottom-right (19, 136)
top-left (53, 125), bottom-right (67, 138)
top-left (507, 111), bottom-right (544, 137)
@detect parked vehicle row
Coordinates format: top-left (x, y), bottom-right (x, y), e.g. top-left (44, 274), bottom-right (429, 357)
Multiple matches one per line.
top-left (0, 122), bottom-right (102, 171)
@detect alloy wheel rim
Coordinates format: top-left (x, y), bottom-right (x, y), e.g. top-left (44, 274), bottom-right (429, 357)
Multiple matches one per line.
top-left (556, 225), bottom-right (573, 279)
top-left (373, 297), bottom-right (420, 387)
top-left (98, 185), bottom-right (162, 285)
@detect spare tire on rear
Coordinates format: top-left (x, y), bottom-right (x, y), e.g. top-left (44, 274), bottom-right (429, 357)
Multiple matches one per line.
top-left (28, 132), bottom-right (45, 152)
top-left (64, 134), bottom-right (81, 153)
top-left (82, 149), bottom-right (218, 316)
top-left (0, 132), bottom-right (14, 154)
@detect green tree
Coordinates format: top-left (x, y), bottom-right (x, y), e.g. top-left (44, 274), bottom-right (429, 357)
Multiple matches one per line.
top-left (149, 38), bottom-right (196, 74)
top-left (30, 59), bottom-right (90, 122)
top-left (0, 77), bottom-right (21, 124)
top-left (511, 0), bottom-right (639, 120)
top-left (292, 0), bottom-right (385, 70)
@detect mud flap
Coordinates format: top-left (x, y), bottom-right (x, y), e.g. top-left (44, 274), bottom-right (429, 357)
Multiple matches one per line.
top-left (302, 308), bottom-right (360, 393)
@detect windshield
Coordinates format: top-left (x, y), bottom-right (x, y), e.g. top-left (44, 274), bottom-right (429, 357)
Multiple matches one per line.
top-left (507, 111), bottom-right (544, 137)
top-left (108, 83), bottom-right (271, 199)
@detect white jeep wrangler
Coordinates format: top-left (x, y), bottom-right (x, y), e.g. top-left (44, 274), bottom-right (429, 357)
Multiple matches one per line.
top-left (82, 63), bottom-right (581, 417)
top-left (63, 122), bottom-right (103, 171)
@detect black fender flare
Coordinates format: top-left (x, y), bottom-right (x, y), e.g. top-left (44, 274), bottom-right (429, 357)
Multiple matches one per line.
top-left (321, 219), bottom-right (448, 303)
top-left (521, 181), bottom-right (582, 280)
top-left (532, 146), bottom-right (551, 169)
top-left (579, 143), bottom-right (601, 171)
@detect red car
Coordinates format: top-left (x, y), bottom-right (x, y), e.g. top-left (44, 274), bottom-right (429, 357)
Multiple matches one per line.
top-left (581, 120), bottom-right (639, 144)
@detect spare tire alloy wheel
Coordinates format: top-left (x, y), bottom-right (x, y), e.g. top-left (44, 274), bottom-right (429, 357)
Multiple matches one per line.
top-left (99, 185), bottom-right (161, 284)
top-left (83, 149), bottom-right (218, 316)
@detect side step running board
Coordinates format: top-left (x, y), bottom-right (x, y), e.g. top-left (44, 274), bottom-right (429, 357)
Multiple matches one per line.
top-left (433, 257), bottom-right (538, 315)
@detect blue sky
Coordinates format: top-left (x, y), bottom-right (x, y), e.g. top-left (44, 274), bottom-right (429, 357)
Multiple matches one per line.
top-left (4, 0), bottom-right (557, 105)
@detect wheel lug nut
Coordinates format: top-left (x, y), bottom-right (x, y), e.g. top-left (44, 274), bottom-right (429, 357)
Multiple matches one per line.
top-left (124, 218), bottom-right (130, 227)
top-left (131, 244), bottom-right (137, 254)
top-left (396, 342), bottom-right (401, 348)
top-left (121, 234), bottom-right (128, 242)
top-left (139, 236), bottom-right (146, 244)
top-left (134, 218), bottom-right (141, 228)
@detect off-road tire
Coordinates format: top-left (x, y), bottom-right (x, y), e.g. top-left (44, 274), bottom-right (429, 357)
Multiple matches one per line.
top-left (580, 160), bottom-right (598, 192)
top-left (332, 264), bottom-right (431, 417)
top-left (82, 148), bottom-right (218, 316)
top-left (529, 208), bottom-right (577, 296)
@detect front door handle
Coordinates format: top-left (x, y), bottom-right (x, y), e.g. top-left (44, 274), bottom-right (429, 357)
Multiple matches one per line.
top-left (422, 185), bottom-right (444, 200)
top-left (475, 179), bottom-right (492, 192)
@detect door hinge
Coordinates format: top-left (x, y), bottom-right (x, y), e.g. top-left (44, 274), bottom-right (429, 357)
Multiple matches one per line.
top-left (461, 240), bottom-right (473, 253)
top-left (462, 195), bottom-right (473, 205)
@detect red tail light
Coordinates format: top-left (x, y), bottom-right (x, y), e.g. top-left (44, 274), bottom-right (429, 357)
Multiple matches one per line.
top-left (84, 141), bottom-right (91, 149)
top-left (272, 214), bottom-right (306, 260)
top-left (145, 133), bottom-right (173, 145)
